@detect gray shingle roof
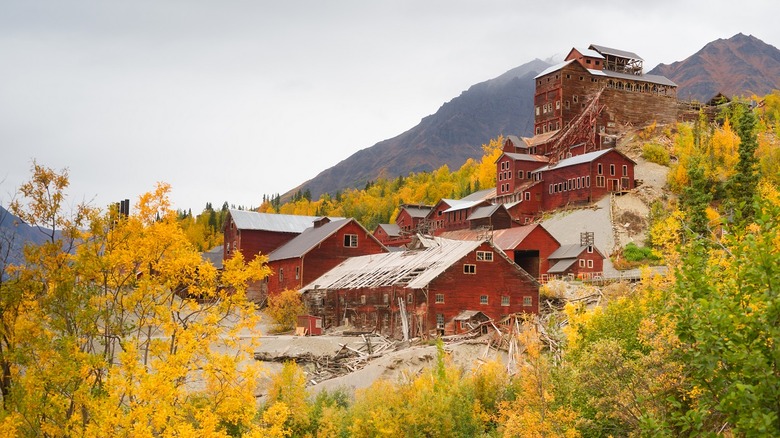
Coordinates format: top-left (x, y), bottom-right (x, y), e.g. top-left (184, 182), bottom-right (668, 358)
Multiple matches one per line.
top-left (467, 204), bottom-right (502, 220)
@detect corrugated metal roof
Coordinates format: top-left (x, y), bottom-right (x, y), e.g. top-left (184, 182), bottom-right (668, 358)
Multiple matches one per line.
top-left (377, 223), bottom-right (401, 237)
top-left (549, 243), bottom-right (588, 259)
top-left (547, 258), bottom-right (576, 274)
top-left (268, 218), bottom-right (354, 261)
top-left (589, 44), bottom-right (643, 61)
top-left (467, 204), bottom-right (501, 220)
top-left (201, 245), bottom-right (224, 269)
top-left (460, 188), bottom-right (495, 202)
top-left (535, 60), bottom-right (575, 79)
top-left (300, 237), bottom-right (484, 291)
top-left (588, 68), bottom-right (677, 87)
top-left (534, 149), bottom-right (613, 173)
top-left (505, 152), bottom-right (549, 163)
top-left (443, 199), bottom-right (486, 213)
top-left (229, 209), bottom-right (324, 233)
top-left (401, 205), bottom-right (434, 218)
top-left (440, 224), bottom-right (555, 252)
top-left (572, 47), bottom-right (605, 59)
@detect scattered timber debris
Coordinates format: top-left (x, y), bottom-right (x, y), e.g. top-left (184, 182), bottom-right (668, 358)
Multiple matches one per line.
top-left (254, 333), bottom-right (396, 385)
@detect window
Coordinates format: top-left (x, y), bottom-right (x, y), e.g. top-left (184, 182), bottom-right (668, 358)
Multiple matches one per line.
top-left (596, 176), bottom-right (605, 187)
top-left (383, 293), bottom-right (389, 304)
top-left (476, 251), bottom-right (493, 262)
top-left (279, 268), bottom-right (284, 283)
top-left (535, 106), bottom-right (540, 116)
top-left (525, 192), bottom-right (531, 201)
top-left (407, 293), bottom-right (413, 304)
top-left (597, 163), bottom-right (603, 175)
top-left (586, 176), bottom-right (591, 187)
top-left (343, 234), bottom-right (358, 247)
top-left (579, 76), bottom-right (584, 81)
top-left (566, 74), bottom-right (571, 79)
top-left (579, 259), bottom-right (585, 268)
top-left (480, 295), bottom-right (488, 305)
top-left (610, 164), bottom-right (615, 176)
top-left (523, 296), bottom-right (533, 307)
top-left (555, 100), bottom-right (560, 110)
top-left (518, 170), bottom-right (524, 180)
top-left (573, 95), bottom-right (578, 103)
top-left (622, 165), bottom-right (628, 176)
top-left (587, 245), bottom-right (594, 253)
top-left (587, 260), bottom-right (594, 268)
top-left (527, 171), bottom-right (532, 179)
top-left (435, 293), bottom-right (444, 304)
top-left (295, 266), bottom-right (300, 280)
top-left (565, 100), bottom-right (570, 109)
top-left (463, 264), bottom-right (476, 274)
top-left (436, 314), bottom-right (444, 329)
top-left (501, 296), bottom-right (510, 306)
top-left (360, 295), bottom-right (366, 304)
top-left (586, 59), bottom-right (591, 64)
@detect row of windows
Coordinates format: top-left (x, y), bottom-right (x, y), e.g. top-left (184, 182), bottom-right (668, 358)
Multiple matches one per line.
top-left (549, 176), bottom-right (591, 194)
top-left (596, 163), bottom-right (628, 176)
top-left (498, 170), bottom-right (512, 181)
top-left (578, 259), bottom-right (595, 268)
top-left (434, 295), bottom-right (533, 306)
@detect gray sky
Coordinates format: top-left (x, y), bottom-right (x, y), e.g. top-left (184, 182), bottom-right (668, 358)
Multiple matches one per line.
top-left (1, 1), bottom-right (777, 213)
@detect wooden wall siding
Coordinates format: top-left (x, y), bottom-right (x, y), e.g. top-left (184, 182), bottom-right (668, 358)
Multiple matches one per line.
top-left (513, 226), bottom-right (561, 276)
top-left (535, 62), bottom-right (677, 145)
top-left (304, 242), bottom-right (539, 338)
top-left (469, 208), bottom-right (513, 231)
top-left (541, 151), bottom-right (635, 211)
top-left (267, 221), bottom-right (386, 296)
top-left (224, 224), bottom-right (297, 262)
top-left (396, 209), bottom-right (422, 232)
top-left (427, 202), bottom-right (450, 234)
top-left (555, 249), bottom-right (605, 278)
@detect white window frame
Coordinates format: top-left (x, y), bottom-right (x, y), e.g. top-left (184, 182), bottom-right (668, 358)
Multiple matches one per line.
top-left (480, 295), bottom-right (488, 305)
top-left (523, 296), bottom-right (533, 307)
top-left (343, 234), bottom-right (358, 247)
top-left (501, 296), bottom-right (510, 306)
top-left (463, 264), bottom-right (476, 274)
top-left (476, 251), bottom-right (494, 262)
top-left (435, 293), bottom-right (444, 304)
top-left (587, 260), bottom-right (594, 269)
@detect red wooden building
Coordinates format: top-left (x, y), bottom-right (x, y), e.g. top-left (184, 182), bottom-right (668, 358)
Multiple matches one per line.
top-left (545, 243), bottom-right (606, 281)
top-left (373, 204), bottom-right (433, 247)
top-left (536, 148), bottom-right (636, 211)
top-left (440, 223), bottom-right (561, 279)
top-left (265, 217), bottom-right (387, 297)
top-left (300, 236), bottom-right (539, 338)
top-left (223, 209), bottom-right (328, 261)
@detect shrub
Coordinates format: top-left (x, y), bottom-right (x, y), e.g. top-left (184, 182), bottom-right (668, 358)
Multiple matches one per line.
top-left (641, 143), bottom-right (670, 166)
top-left (622, 243), bottom-right (660, 263)
top-left (266, 289), bottom-right (306, 332)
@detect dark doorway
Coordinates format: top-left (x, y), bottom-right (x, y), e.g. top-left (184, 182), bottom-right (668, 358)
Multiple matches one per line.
top-left (514, 250), bottom-right (540, 278)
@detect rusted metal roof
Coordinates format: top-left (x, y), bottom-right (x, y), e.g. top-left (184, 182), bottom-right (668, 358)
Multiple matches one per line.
top-left (442, 199), bottom-right (486, 213)
top-left (460, 188), bottom-right (496, 201)
top-left (504, 152), bottom-right (549, 163)
top-left (440, 224), bottom-right (556, 251)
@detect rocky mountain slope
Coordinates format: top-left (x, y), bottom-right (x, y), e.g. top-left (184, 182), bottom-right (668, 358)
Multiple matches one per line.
top-left (293, 59), bottom-right (551, 199)
top-left (649, 33), bottom-right (780, 102)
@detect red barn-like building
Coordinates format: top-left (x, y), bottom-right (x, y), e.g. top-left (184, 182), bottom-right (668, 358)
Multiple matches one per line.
top-left (301, 236), bottom-right (539, 338)
top-left (545, 243), bottom-right (606, 281)
top-left (266, 218), bottom-right (387, 297)
top-left (440, 223), bottom-right (561, 279)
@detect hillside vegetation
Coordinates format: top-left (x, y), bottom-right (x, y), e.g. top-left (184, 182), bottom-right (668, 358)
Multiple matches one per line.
top-left (2, 95), bottom-right (778, 436)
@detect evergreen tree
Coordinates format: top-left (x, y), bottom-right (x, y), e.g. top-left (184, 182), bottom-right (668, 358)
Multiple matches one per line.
top-left (728, 105), bottom-right (760, 223)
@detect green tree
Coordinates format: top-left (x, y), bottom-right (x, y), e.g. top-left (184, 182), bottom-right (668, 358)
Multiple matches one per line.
top-left (728, 104), bottom-right (760, 223)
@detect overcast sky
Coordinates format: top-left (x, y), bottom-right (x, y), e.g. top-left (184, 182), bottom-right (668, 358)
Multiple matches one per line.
top-left (1, 1), bottom-right (777, 213)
